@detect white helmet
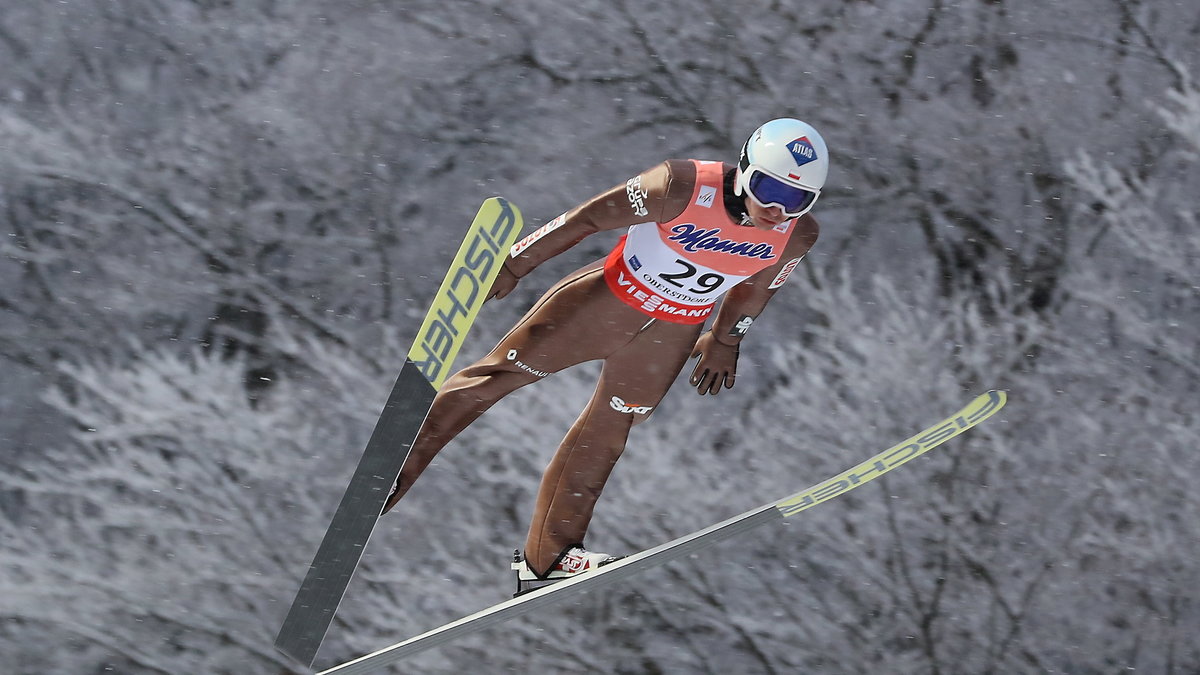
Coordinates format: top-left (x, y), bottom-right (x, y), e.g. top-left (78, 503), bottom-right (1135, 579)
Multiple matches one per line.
top-left (734, 118), bottom-right (829, 217)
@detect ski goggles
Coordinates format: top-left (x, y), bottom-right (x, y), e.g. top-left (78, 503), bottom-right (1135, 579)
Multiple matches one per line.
top-left (743, 167), bottom-right (820, 217)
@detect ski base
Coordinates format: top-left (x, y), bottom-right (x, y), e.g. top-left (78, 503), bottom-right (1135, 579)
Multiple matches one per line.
top-left (275, 359), bottom-right (436, 666)
top-left (318, 390), bottom-right (1007, 674)
top-left (274, 198), bottom-right (524, 668)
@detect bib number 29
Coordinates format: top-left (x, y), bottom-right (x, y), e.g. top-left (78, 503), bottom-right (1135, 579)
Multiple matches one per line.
top-left (658, 259), bottom-right (724, 294)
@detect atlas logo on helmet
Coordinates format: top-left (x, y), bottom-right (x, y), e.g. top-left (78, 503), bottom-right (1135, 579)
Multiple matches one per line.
top-left (787, 137), bottom-right (818, 166)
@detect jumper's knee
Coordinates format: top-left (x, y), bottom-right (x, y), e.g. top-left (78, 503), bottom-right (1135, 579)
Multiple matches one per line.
top-left (434, 365), bottom-right (538, 415)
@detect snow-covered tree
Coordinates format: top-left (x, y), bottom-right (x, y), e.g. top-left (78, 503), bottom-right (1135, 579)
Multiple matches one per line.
top-left (3, 1), bottom-right (1200, 673)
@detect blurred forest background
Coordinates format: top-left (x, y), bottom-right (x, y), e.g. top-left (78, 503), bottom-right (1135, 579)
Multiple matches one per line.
top-left (1, 1), bottom-right (1197, 673)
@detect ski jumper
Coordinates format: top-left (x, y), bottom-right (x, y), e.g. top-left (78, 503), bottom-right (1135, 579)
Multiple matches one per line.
top-left (391, 159), bottom-right (819, 576)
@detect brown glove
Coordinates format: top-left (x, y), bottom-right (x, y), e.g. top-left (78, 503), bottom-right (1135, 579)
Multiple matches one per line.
top-left (689, 330), bottom-right (739, 396)
top-left (487, 262), bottom-right (520, 301)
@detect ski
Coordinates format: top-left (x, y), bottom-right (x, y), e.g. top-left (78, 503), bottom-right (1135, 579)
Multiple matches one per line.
top-left (275, 197), bottom-right (524, 668)
top-left (318, 390), bottom-right (1007, 674)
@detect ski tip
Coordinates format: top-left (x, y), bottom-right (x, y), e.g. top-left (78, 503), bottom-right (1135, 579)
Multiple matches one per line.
top-left (485, 195), bottom-right (522, 219)
top-left (973, 389), bottom-right (1008, 418)
top-left (774, 390), bottom-right (1008, 518)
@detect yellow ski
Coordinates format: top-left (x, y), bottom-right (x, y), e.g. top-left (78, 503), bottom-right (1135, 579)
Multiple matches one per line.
top-left (275, 198), bottom-right (523, 668)
top-left (776, 389), bottom-right (1006, 516)
top-left (319, 390), bottom-right (1007, 674)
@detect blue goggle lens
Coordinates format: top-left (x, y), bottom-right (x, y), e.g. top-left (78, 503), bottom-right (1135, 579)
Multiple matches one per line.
top-left (746, 170), bottom-right (818, 215)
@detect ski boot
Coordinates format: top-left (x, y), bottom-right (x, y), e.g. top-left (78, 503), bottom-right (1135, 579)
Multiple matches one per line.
top-left (511, 545), bottom-right (623, 597)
